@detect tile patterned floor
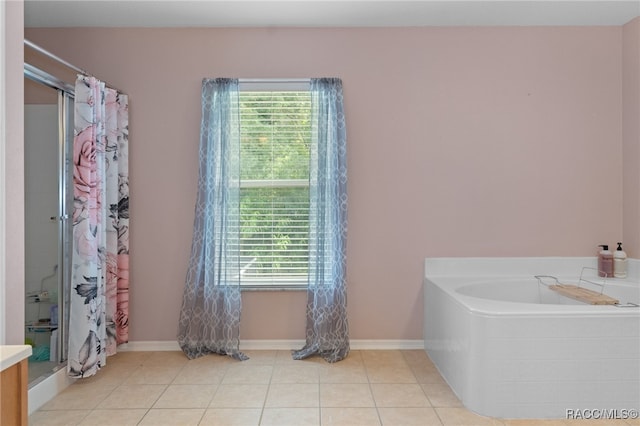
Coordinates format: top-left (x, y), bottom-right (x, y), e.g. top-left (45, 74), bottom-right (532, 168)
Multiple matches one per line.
top-left (29, 350), bottom-right (637, 425)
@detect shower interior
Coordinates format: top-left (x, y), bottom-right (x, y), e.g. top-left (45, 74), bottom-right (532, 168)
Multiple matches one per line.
top-left (24, 64), bottom-right (74, 386)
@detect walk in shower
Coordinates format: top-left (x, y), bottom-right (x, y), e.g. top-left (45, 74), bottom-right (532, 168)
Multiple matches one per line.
top-left (24, 56), bottom-right (74, 386)
top-left (23, 40), bottom-right (130, 406)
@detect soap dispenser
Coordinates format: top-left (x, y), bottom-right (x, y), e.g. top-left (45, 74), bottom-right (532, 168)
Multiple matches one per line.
top-left (614, 242), bottom-right (627, 279)
top-left (597, 245), bottom-right (613, 278)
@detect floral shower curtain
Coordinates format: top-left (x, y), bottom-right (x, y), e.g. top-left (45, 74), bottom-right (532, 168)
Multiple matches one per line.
top-left (68, 75), bottom-right (129, 378)
top-left (292, 78), bottom-right (349, 363)
top-left (177, 78), bottom-right (247, 361)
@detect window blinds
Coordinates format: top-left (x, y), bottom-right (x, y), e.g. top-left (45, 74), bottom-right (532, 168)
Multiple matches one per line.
top-left (238, 91), bottom-right (311, 286)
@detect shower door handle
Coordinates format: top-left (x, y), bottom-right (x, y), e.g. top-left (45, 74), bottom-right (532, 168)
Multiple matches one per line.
top-left (50, 215), bottom-right (69, 221)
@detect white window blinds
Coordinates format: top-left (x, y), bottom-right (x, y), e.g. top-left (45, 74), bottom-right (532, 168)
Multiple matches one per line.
top-left (238, 90), bottom-right (311, 287)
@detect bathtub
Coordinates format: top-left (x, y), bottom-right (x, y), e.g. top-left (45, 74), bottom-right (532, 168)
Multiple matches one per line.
top-left (423, 257), bottom-right (640, 419)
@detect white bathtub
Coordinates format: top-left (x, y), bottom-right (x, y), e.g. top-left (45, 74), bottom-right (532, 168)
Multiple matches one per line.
top-left (424, 257), bottom-right (640, 419)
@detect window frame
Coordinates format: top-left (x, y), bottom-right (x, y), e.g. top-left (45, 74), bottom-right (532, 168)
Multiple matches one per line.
top-left (237, 80), bottom-right (311, 291)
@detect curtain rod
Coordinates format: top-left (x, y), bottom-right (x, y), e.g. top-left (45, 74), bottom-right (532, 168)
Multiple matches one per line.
top-left (24, 39), bottom-right (122, 93)
top-left (24, 39), bottom-right (88, 75)
top-left (24, 63), bottom-right (75, 96)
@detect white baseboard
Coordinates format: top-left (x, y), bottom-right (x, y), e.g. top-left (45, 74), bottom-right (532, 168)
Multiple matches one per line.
top-left (117, 339), bottom-right (425, 352)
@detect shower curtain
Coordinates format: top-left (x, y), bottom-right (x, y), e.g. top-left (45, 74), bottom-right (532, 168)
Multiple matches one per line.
top-left (68, 75), bottom-right (129, 378)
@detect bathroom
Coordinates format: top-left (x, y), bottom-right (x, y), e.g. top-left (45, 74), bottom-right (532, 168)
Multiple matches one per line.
top-left (2, 1), bottom-right (639, 424)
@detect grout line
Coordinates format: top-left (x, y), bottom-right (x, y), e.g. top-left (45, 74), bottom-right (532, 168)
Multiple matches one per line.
top-left (362, 355), bottom-right (385, 426)
top-left (257, 354), bottom-right (274, 426)
top-left (34, 350), bottom-right (626, 426)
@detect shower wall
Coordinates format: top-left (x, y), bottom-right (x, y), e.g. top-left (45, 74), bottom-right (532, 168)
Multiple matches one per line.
top-left (24, 103), bottom-right (59, 353)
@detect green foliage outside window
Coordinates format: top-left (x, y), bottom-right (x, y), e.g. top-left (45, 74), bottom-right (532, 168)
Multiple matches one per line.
top-left (239, 91), bottom-right (311, 280)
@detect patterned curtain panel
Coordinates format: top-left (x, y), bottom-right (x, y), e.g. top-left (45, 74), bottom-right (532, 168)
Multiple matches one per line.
top-left (177, 78), bottom-right (247, 361)
top-left (293, 78), bottom-right (349, 363)
top-left (69, 76), bottom-right (130, 378)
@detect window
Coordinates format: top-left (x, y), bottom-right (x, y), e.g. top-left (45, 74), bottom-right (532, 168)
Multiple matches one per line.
top-left (238, 82), bottom-right (311, 288)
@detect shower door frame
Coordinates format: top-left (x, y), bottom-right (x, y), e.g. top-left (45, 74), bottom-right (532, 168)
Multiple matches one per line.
top-left (24, 63), bottom-right (74, 366)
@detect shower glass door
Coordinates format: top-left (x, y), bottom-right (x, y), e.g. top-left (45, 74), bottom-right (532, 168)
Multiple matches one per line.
top-left (24, 76), bottom-right (73, 385)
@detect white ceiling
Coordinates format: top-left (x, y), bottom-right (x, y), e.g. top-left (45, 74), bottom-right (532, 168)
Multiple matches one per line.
top-left (24, 0), bottom-right (640, 28)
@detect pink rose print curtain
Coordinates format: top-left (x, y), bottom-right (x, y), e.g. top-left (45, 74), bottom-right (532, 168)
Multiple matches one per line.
top-left (68, 75), bottom-right (129, 378)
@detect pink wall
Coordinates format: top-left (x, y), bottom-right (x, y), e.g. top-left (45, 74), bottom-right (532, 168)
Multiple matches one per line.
top-left (3, 0), bottom-right (24, 344)
top-left (24, 26), bottom-right (626, 342)
top-left (623, 17), bottom-right (640, 258)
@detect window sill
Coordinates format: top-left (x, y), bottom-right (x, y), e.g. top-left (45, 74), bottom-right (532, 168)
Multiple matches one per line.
top-left (240, 284), bottom-right (307, 292)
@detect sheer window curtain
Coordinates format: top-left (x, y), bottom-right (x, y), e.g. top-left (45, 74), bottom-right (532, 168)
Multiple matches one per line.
top-left (178, 77), bottom-right (348, 362)
top-left (177, 78), bottom-right (247, 360)
top-left (293, 78), bottom-right (349, 363)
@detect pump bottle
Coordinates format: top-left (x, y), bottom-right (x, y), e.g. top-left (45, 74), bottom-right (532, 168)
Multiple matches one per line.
top-left (597, 245), bottom-right (613, 278)
top-left (614, 242), bottom-right (627, 279)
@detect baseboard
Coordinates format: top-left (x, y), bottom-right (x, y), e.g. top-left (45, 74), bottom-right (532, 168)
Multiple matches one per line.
top-left (117, 339), bottom-right (425, 352)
